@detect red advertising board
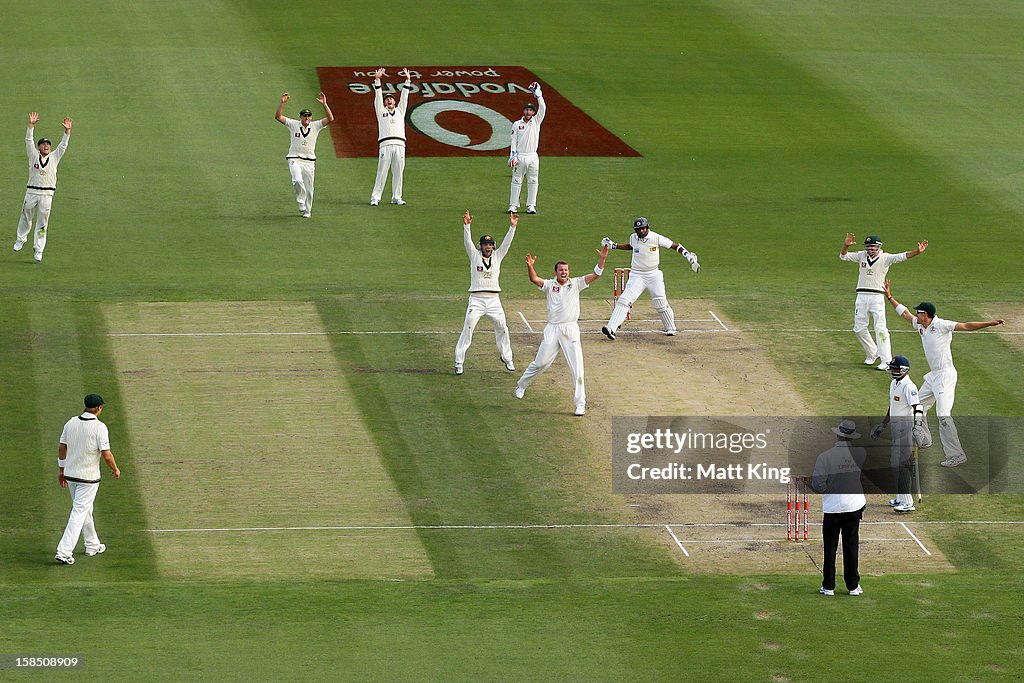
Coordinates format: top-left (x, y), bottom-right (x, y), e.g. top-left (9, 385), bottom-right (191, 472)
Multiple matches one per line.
top-left (316, 65), bottom-right (640, 158)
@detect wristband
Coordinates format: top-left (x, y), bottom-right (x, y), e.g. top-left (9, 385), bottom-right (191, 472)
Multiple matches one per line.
top-left (593, 264), bottom-right (604, 276)
top-left (58, 458), bottom-right (66, 469)
top-left (895, 304), bottom-right (908, 315)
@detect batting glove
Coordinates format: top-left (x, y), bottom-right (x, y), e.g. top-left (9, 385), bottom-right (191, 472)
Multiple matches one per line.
top-left (870, 423), bottom-right (885, 440)
top-left (601, 237), bottom-right (616, 249)
top-left (913, 424), bottom-right (931, 448)
top-left (508, 152), bottom-right (518, 168)
top-left (686, 252), bottom-right (700, 273)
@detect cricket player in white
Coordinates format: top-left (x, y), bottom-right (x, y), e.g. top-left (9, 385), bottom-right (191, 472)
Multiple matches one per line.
top-left (508, 82), bottom-right (546, 214)
top-left (600, 217), bottom-right (700, 339)
top-left (55, 394), bottom-right (121, 565)
top-left (370, 67), bottom-right (412, 206)
top-left (13, 112), bottom-right (72, 262)
top-left (840, 233), bottom-right (928, 369)
top-left (455, 210), bottom-right (518, 375)
top-left (275, 92), bottom-right (334, 218)
top-left (885, 280), bottom-right (1005, 467)
top-left (870, 355), bottom-right (927, 512)
top-left (515, 245), bottom-right (610, 416)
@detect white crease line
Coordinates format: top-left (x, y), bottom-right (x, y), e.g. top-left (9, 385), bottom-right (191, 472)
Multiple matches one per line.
top-left (664, 524), bottom-right (690, 557)
top-left (709, 310), bottom-right (729, 331)
top-left (517, 311), bottom-right (535, 333)
top-left (900, 521), bottom-right (933, 556)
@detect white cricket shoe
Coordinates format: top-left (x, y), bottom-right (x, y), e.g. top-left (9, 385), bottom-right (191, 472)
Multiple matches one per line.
top-left (849, 585), bottom-right (864, 596)
top-left (864, 356), bottom-right (879, 366)
top-left (86, 544), bottom-right (106, 557)
top-left (455, 364), bottom-right (463, 376)
top-left (876, 360), bottom-right (889, 371)
top-left (601, 325), bottom-right (616, 340)
top-left (940, 454), bottom-right (967, 467)
top-left (302, 212), bottom-right (311, 218)
top-left (55, 553), bottom-right (75, 565)
top-left (508, 206), bottom-right (518, 214)
top-left (514, 385), bottom-right (525, 399)
top-left (889, 499), bottom-right (900, 507)
top-left (391, 198), bottom-right (406, 206)
top-left (13, 238), bottom-right (26, 252)
top-left (501, 357), bottom-right (515, 372)
top-left (527, 206), bottom-right (537, 214)
top-left (665, 329), bottom-right (678, 336)
top-left (33, 250), bottom-right (43, 262)
top-left (819, 587), bottom-right (834, 596)
top-left (894, 502), bottom-right (916, 513)
top-left (370, 199), bottom-right (379, 206)
top-left (574, 405), bottom-right (585, 416)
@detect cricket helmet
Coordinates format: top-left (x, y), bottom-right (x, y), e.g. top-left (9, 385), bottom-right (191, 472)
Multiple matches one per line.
top-left (633, 217), bottom-right (650, 231)
top-left (888, 355), bottom-right (911, 380)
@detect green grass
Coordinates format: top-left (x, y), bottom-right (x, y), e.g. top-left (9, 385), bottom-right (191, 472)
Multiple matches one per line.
top-left (2, 0), bottom-right (1024, 679)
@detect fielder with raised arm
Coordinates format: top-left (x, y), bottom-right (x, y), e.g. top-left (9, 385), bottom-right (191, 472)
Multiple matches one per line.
top-left (870, 355), bottom-right (928, 512)
top-left (840, 233), bottom-right (928, 370)
top-left (14, 112), bottom-right (72, 262)
top-left (600, 217), bottom-right (699, 339)
top-left (885, 280), bottom-right (1004, 467)
top-left (455, 210), bottom-right (518, 376)
top-left (369, 67), bottom-right (412, 206)
top-left (514, 245), bottom-right (610, 416)
top-left (508, 82), bottom-right (546, 214)
top-left (275, 92), bottom-right (334, 218)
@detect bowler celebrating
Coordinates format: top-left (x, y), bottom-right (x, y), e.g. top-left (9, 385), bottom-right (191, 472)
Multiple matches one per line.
top-left (514, 244), bottom-right (610, 416)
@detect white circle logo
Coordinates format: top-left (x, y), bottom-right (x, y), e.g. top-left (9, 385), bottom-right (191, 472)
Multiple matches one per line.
top-left (409, 100), bottom-right (513, 151)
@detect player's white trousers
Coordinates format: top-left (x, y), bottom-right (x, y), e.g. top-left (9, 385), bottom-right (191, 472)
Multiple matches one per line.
top-left (918, 368), bottom-right (964, 459)
top-left (455, 293), bottom-right (512, 365)
top-left (509, 152), bottom-right (539, 208)
top-left (607, 269), bottom-right (669, 331)
top-left (56, 481), bottom-right (103, 557)
top-left (288, 159), bottom-right (316, 213)
top-left (853, 292), bottom-right (891, 363)
top-left (890, 419), bottom-right (915, 506)
top-left (517, 322), bottom-right (586, 409)
top-left (16, 191), bottom-right (53, 254)
top-left (371, 142), bottom-right (406, 203)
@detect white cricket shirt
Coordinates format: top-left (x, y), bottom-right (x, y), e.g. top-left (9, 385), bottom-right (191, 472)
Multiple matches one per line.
top-left (811, 442), bottom-right (867, 513)
top-left (914, 316), bottom-right (958, 372)
top-left (629, 230), bottom-right (673, 272)
top-left (284, 118), bottom-right (326, 161)
top-left (60, 413), bottom-right (110, 482)
top-left (509, 94), bottom-right (546, 155)
top-left (25, 128), bottom-right (70, 195)
top-left (465, 221), bottom-right (515, 293)
top-left (543, 276), bottom-right (589, 325)
top-left (840, 250), bottom-right (908, 294)
top-left (373, 85), bottom-right (410, 144)
top-left (889, 376), bottom-right (921, 417)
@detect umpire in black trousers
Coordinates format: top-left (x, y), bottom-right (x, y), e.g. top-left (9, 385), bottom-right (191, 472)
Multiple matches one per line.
top-left (810, 419), bottom-right (868, 596)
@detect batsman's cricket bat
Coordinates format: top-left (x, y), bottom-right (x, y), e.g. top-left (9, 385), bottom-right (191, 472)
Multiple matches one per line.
top-left (913, 442), bottom-right (922, 503)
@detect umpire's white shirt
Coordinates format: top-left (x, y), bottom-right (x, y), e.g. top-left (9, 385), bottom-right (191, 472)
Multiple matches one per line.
top-left (840, 250), bottom-right (908, 294)
top-left (544, 276), bottom-right (588, 324)
top-left (284, 118), bottom-right (325, 161)
top-left (914, 316), bottom-right (957, 371)
top-left (629, 230), bottom-right (673, 272)
top-left (812, 442), bottom-right (867, 513)
top-left (60, 413), bottom-right (110, 482)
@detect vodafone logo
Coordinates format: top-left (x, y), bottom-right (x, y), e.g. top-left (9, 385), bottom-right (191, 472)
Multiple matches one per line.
top-left (318, 65), bottom-right (639, 158)
top-left (409, 100), bottom-right (513, 151)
